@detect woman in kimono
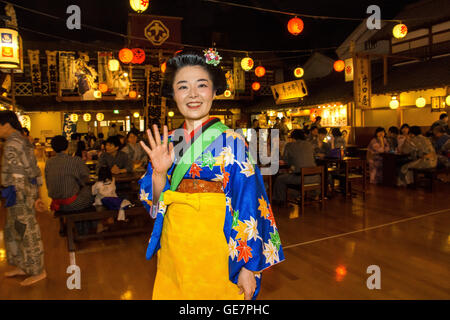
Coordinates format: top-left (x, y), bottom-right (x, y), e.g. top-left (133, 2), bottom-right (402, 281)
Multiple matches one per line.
top-left (0, 111), bottom-right (46, 286)
top-left (139, 52), bottom-right (284, 300)
top-left (367, 127), bottom-right (390, 184)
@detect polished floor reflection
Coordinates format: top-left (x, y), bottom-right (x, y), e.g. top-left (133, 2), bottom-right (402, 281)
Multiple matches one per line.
top-left (0, 164), bottom-right (449, 299)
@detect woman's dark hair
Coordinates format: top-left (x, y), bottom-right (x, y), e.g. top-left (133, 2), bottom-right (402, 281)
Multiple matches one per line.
top-left (439, 113), bottom-right (448, 120)
top-left (291, 129), bottom-right (306, 141)
top-left (161, 52), bottom-right (227, 98)
top-left (0, 111), bottom-right (23, 131)
top-left (400, 123), bottom-right (410, 133)
top-left (388, 126), bottom-right (399, 135)
top-left (332, 127), bottom-right (342, 137)
top-left (51, 135), bottom-right (68, 153)
top-left (315, 116), bottom-right (322, 122)
top-left (98, 166), bottom-right (112, 183)
top-left (127, 130), bottom-right (138, 142)
top-left (75, 140), bottom-right (86, 157)
top-left (374, 127), bottom-right (386, 137)
top-left (410, 126), bottom-right (421, 136)
top-left (318, 128), bottom-right (328, 135)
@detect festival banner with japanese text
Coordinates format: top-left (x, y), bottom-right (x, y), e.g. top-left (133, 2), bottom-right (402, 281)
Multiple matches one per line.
top-left (353, 55), bottom-right (371, 109)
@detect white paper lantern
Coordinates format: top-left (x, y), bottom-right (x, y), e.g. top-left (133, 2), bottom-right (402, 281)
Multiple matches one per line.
top-left (130, 0), bottom-right (149, 13)
top-left (83, 113), bottom-right (91, 121)
top-left (96, 113), bottom-right (104, 121)
top-left (415, 97), bottom-right (426, 108)
top-left (70, 114), bottom-right (79, 122)
top-left (389, 97), bottom-right (399, 109)
top-left (108, 59), bottom-right (120, 72)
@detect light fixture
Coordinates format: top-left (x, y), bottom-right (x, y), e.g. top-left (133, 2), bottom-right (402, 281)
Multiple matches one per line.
top-left (70, 114), bottom-right (78, 122)
top-left (123, 72), bottom-right (128, 77)
top-left (389, 96), bottom-right (399, 109)
top-left (83, 113), bottom-right (91, 122)
top-left (446, 95), bottom-right (450, 106)
top-left (255, 66), bottom-right (266, 77)
top-left (96, 113), bottom-right (104, 121)
top-left (224, 90), bottom-right (232, 97)
top-left (415, 97), bottom-right (426, 108)
top-left (114, 110), bottom-right (119, 114)
top-left (93, 90), bottom-right (102, 99)
top-left (294, 67), bottom-right (304, 78)
top-left (161, 61), bottom-right (167, 73)
top-left (119, 48), bottom-right (133, 64)
top-left (168, 111), bottom-right (174, 117)
top-left (393, 23), bottom-right (408, 39)
top-left (108, 59), bottom-right (120, 72)
top-left (130, 0), bottom-right (149, 13)
top-left (133, 112), bottom-right (140, 118)
top-left (334, 60), bottom-right (345, 72)
top-left (241, 57), bottom-right (254, 71)
top-left (0, 28), bottom-right (22, 69)
top-left (131, 48), bottom-right (145, 64)
top-left (251, 82), bottom-right (261, 91)
top-left (99, 83), bottom-right (108, 93)
top-left (129, 90), bottom-right (137, 99)
top-left (287, 17), bottom-right (304, 36)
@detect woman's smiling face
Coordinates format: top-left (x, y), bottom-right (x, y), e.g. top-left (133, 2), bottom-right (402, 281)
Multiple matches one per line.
top-left (172, 65), bottom-right (215, 123)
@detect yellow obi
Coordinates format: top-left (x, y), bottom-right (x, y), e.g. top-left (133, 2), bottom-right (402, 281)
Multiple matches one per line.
top-left (152, 190), bottom-right (244, 300)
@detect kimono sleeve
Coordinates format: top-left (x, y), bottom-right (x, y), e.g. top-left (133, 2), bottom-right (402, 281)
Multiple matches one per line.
top-left (224, 135), bottom-right (285, 285)
top-left (138, 162), bottom-right (171, 218)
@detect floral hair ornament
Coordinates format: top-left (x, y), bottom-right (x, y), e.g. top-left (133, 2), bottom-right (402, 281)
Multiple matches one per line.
top-left (204, 48), bottom-right (222, 66)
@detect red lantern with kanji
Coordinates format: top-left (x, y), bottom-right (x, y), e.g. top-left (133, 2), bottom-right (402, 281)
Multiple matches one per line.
top-left (334, 60), bottom-right (345, 72)
top-left (287, 17), bottom-right (304, 36)
top-left (99, 83), bottom-right (108, 93)
top-left (252, 82), bottom-right (261, 91)
top-left (131, 48), bottom-right (145, 64)
top-left (255, 66), bottom-right (266, 78)
top-left (119, 48), bottom-right (133, 64)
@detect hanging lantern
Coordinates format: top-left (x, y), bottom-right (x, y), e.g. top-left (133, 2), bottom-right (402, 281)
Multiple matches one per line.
top-left (99, 83), bottom-right (108, 93)
top-left (129, 90), bottom-right (137, 99)
top-left (415, 97), bottom-right (426, 108)
top-left (393, 23), bottom-right (408, 39)
top-left (241, 57), bottom-right (254, 71)
top-left (119, 48), bottom-right (133, 64)
top-left (161, 61), bottom-right (167, 73)
top-left (224, 90), bottom-right (232, 98)
top-left (108, 59), bottom-right (120, 72)
top-left (294, 67), bottom-right (304, 78)
top-left (334, 60), bottom-right (345, 72)
top-left (96, 113), bottom-right (104, 121)
top-left (252, 82), bottom-right (261, 91)
top-left (168, 111), bottom-right (175, 117)
top-left (131, 48), bottom-right (146, 64)
top-left (287, 17), bottom-right (304, 36)
top-left (70, 114), bottom-right (78, 122)
top-left (445, 95), bottom-right (450, 106)
top-left (83, 113), bottom-right (91, 122)
top-left (0, 28), bottom-right (21, 69)
top-left (93, 90), bottom-right (102, 99)
top-left (133, 112), bottom-right (140, 118)
top-left (255, 66), bottom-right (266, 77)
top-left (130, 0), bottom-right (149, 13)
top-left (389, 96), bottom-right (399, 109)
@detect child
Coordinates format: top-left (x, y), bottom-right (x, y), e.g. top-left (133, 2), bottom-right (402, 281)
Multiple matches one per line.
top-left (92, 166), bottom-right (117, 205)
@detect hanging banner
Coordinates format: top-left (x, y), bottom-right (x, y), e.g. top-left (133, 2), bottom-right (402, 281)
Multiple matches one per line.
top-left (97, 52), bottom-right (114, 88)
top-left (46, 50), bottom-right (58, 95)
top-left (233, 57), bottom-right (245, 92)
top-left (28, 50), bottom-right (42, 95)
top-left (353, 54), bottom-right (371, 109)
top-left (59, 51), bottom-right (76, 90)
top-left (146, 65), bottom-right (161, 106)
top-left (128, 14), bottom-right (182, 49)
top-left (271, 79), bottom-right (308, 104)
top-left (344, 58), bottom-right (354, 82)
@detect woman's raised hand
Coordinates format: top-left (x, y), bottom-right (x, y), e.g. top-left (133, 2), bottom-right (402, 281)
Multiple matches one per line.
top-left (140, 124), bottom-right (174, 175)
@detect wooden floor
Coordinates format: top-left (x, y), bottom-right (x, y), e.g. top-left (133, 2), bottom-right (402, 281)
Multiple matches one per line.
top-left (0, 163), bottom-right (449, 299)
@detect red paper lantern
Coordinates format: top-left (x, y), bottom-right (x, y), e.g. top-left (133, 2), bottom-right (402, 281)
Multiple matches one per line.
top-left (255, 66), bottom-right (266, 78)
top-left (119, 48), bottom-right (133, 64)
top-left (99, 83), bottom-right (108, 93)
top-left (287, 17), bottom-right (304, 36)
top-left (334, 60), bottom-right (345, 72)
top-left (131, 48), bottom-right (146, 64)
top-left (129, 90), bottom-right (137, 99)
top-left (161, 61), bottom-right (167, 73)
top-left (252, 82), bottom-right (261, 91)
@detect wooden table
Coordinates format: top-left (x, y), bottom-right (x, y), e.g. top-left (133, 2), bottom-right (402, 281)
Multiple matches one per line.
top-left (380, 153), bottom-right (410, 187)
top-left (316, 157), bottom-right (363, 196)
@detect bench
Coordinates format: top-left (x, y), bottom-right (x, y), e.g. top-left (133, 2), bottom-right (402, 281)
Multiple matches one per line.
top-left (54, 203), bottom-right (152, 252)
top-left (412, 166), bottom-right (450, 192)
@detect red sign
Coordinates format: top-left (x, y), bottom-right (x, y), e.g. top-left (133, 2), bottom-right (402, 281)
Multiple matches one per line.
top-left (128, 14), bottom-right (183, 50)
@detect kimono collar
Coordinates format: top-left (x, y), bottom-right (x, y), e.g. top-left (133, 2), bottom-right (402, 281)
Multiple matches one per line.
top-left (182, 117), bottom-right (217, 144)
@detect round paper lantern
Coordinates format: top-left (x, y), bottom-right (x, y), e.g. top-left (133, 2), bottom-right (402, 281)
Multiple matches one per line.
top-left (224, 90), bottom-right (232, 98)
top-left (241, 57), bottom-right (254, 71)
top-left (96, 113), bottom-right (104, 121)
top-left (161, 61), bottom-right (167, 73)
top-left (70, 114), bottom-right (78, 122)
top-left (108, 59), bottom-right (120, 72)
top-left (93, 90), bottom-right (102, 99)
top-left (129, 90), bottom-right (137, 99)
top-left (287, 17), bottom-right (304, 36)
top-left (334, 60), bottom-right (345, 72)
top-left (255, 66), bottom-right (266, 77)
top-left (168, 111), bottom-right (175, 117)
top-left (0, 28), bottom-right (21, 69)
top-left (130, 0), bottom-right (149, 13)
top-left (133, 112), bottom-right (140, 118)
top-left (252, 82), bottom-right (261, 91)
top-left (445, 95), bottom-right (450, 106)
top-left (389, 97), bottom-right (399, 109)
top-left (294, 67), bottom-right (304, 78)
top-left (99, 83), bottom-right (108, 93)
top-left (131, 48), bottom-right (146, 64)
top-left (415, 97), bottom-right (426, 108)
top-left (83, 113), bottom-right (91, 122)
top-left (393, 24), bottom-right (408, 39)
top-left (119, 48), bottom-right (133, 64)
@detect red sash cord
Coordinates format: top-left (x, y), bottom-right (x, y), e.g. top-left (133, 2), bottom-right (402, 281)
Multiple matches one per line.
top-left (50, 194), bottom-right (78, 211)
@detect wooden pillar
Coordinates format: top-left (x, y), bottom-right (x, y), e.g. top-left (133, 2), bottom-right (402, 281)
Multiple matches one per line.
top-left (10, 70), bottom-right (15, 111)
top-left (383, 56), bottom-right (388, 86)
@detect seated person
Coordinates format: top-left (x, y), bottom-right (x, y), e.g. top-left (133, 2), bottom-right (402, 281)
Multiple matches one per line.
top-left (330, 127), bottom-right (346, 149)
top-left (397, 126), bottom-right (437, 186)
top-left (94, 132), bottom-right (104, 150)
top-left (367, 127), bottom-right (390, 184)
top-left (313, 128), bottom-right (331, 158)
top-left (273, 129), bottom-right (319, 204)
top-left (432, 125), bottom-right (450, 168)
top-left (97, 136), bottom-right (132, 175)
top-left (308, 125), bottom-right (319, 144)
top-left (121, 131), bottom-right (148, 170)
top-left (386, 126), bottom-right (399, 152)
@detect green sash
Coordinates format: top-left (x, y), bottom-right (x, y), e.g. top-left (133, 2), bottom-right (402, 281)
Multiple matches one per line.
top-left (158, 121), bottom-right (229, 203)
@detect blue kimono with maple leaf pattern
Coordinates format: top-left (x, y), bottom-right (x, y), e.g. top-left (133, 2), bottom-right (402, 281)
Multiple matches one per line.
top-left (139, 127), bottom-right (285, 299)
